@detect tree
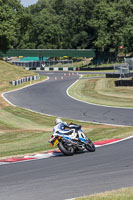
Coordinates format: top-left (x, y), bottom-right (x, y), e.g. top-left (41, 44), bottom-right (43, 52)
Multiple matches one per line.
top-left (0, 0), bottom-right (30, 51)
top-left (54, 0), bottom-right (96, 49)
top-left (0, 0), bottom-right (17, 51)
top-left (89, 0), bottom-right (133, 54)
top-left (2, 0), bottom-right (132, 54)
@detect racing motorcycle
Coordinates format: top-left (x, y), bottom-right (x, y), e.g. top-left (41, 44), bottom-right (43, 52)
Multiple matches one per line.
top-left (49, 123), bottom-right (95, 156)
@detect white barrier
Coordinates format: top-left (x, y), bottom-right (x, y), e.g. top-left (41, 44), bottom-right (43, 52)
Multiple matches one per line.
top-left (43, 67), bottom-right (76, 71)
top-left (10, 74), bottom-right (40, 86)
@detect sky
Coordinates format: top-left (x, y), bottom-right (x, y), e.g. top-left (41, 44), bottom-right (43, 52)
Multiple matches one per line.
top-left (21, 0), bottom-right (38, 7)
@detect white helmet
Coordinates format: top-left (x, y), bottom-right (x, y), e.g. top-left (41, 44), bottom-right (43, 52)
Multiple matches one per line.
top-left (55, 118), bottom-right (62, 124)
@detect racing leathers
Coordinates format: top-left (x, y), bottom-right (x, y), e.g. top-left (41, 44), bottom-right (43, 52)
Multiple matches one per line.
top-left (53, 121), bottom-right (77, 140)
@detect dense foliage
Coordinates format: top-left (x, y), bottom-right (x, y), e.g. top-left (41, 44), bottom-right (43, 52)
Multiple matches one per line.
top-left (0, 0), bottom-right (31, 51)
top-left (0, 0), bottom-right (133, 54)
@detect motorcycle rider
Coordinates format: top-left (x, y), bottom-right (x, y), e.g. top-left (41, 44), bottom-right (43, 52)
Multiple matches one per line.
top-left (53, 118), bottom-right (78, 141)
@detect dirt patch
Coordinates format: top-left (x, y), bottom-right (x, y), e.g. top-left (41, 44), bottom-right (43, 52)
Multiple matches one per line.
top-left (0, 96), bottom-right (10, 108)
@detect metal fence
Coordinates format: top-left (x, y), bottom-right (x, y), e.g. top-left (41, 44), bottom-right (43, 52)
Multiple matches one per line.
top-left (113, 63), bottom-right (130, 78)
top-left (12, 61), bottom-right (41, 70)
top-left (124, 57), bottom-right (133, 69)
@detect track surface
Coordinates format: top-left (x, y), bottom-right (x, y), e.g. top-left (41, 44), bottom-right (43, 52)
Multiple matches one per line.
top-left (1, 72), bottom-right (133, 200)
top-left (3, 72), bottom-right (133, 126)
top-left (0, 139), bottom-right (133, 200)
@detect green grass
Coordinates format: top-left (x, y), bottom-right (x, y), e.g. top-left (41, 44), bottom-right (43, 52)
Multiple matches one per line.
top-left (84, 126), bottom-right (133, 141)
top-left (81, 74), bottom-right (105, 78)
top-left (46, 59), bottom-right (90, 69)
top-left (0, 60), bottom-right (46, 93)
top-left (1, 60), bottom-right (133, 158)
top-left (76, 187), bottom-right (133, 200)
top-left (90, 62), bottom-right (122, 68)
top-left (1, 106), bottom-right (133, 157)
top-left (68, 77), bottom-right (133, 107)
top-left (0, 61), bottom-right (132, 199)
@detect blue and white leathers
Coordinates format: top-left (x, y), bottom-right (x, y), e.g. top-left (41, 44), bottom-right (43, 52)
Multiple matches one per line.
top-left (53, 122), bottom-right (77, 139)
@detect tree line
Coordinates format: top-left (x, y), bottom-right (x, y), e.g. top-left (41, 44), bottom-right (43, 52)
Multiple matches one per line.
top-left (0, 0), bottom-right (133, 55)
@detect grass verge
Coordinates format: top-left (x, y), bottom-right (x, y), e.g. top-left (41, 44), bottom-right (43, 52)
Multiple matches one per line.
top-left (69, 77), bottom-right (133, 107)
top-left (0, 60), bottom-right (133, 158)
top-left (76, 187), bottom-right (133, 200)
top-left (81, 74), bottom-right (105, 78)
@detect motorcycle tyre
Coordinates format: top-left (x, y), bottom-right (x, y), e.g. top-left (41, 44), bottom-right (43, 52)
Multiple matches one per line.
top-left (58, 142), bottom-right (74, 156)
top-left (85, 139), bottom-right (96, 152)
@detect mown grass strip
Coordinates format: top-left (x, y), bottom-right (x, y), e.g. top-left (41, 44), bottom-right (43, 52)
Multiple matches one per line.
top-left (76, 187), bottom-right (133, 200)
top-left (68, 77), bottom-right (133, 107)
top-left (81, 74), bottom-right (105, 78)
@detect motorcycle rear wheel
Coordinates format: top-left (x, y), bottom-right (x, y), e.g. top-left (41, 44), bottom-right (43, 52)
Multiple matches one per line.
top-left (58, 142), bottom-right (74, 156)
top-left (85, 139), bottom-right (96, 152)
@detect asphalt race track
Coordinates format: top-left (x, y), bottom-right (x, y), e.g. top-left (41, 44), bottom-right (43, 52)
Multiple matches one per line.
top-left (1, 72), bottom-right (133, 200)
top-left (3, 72), bottom-right (133, 126)
top-left (0, 139), bottom-right (133, 200)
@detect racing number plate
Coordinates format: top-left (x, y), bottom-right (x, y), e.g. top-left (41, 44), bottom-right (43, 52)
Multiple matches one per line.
top-left (54, 139), bottom-right (59, 146)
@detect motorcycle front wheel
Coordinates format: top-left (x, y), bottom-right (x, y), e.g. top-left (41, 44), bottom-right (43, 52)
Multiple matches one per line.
top-left (58, 142), bottom-right (74, 156)
top-left (85, 139), bottom-right (96, 152)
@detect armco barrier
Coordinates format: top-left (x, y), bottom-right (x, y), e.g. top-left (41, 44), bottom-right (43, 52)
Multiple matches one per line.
top-left (10, 74), bottom-right (40, 86)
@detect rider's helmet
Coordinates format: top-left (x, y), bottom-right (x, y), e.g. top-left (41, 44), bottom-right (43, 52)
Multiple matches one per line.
top-left (55, 118), bottom-right (62, 125)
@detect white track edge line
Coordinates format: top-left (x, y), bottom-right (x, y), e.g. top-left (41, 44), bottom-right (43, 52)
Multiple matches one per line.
top-left (2, 76), bottom-right (49, 103)
top-left (1, 136), bottom-right (133, 166)
top-left (67, 76), bottom-right (133, 110)
top-left (66, 77), bottom-right (133, 127)
top-left (1, 74), bottom-right (133, 157)
top-left (1, 74), bottom-right (132, 127)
